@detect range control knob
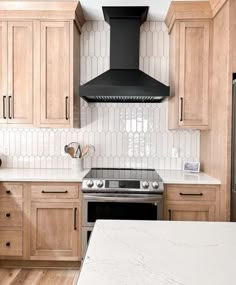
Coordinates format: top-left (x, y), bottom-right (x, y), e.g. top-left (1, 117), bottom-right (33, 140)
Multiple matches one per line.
top-left (152, 181), bottom-right (159, 189)
top-left (86, 180), bottom-right (94, 188)
top-left (96, 180), bottom-right (104, 188)
top-left (142, 181), bottom-right (149, 189)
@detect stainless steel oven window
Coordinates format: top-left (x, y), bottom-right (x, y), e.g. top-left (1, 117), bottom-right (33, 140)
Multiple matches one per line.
top-left (82, 193), bottom-right (163, 227)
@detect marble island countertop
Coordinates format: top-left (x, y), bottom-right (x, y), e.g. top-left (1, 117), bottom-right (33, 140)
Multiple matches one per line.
top-left (78, 220), bottom-right (236, 285)
top-left (0, 168), bottom-right (90, 182)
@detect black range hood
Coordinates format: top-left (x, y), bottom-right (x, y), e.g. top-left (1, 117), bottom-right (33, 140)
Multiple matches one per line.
top-left (80, 6), bottom-right (170, 103)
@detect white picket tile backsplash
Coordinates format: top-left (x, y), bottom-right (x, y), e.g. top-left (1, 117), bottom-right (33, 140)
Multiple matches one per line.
top-left (0, 21), bottom-right (200, 169)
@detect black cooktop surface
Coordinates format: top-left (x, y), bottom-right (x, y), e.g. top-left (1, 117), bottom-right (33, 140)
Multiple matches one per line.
top-left (84, 168), bottom-right (162, 181)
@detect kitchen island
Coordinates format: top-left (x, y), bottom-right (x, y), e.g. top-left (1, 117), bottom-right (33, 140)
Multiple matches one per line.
top-left (78, 220), bottom-right (236, 285)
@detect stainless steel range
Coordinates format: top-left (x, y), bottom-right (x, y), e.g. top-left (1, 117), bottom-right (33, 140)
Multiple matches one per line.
top-left (81, 168), bottom-right (164, 257)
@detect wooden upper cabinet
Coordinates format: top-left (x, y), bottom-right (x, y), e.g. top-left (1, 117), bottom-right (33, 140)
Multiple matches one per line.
top-left (7, 21), bottom-right (33, 125)
top-left (40, 21), bottom-right (70, 126)
top-left (165, 2), bottom-right (212, 130)
top-left (0, 1), bottom-right (85, 128)
top-left (0, 22), bottom-right (7, 124)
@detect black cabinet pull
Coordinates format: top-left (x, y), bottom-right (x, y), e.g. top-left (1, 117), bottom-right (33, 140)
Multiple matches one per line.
top-left (5, 242), bottom-right (10, 247)
top-left (6, 213), bottom-right (11, 218)
top-left (180, 97), bottom-right (183, 121)
top-left (6, 190), bottom-right (11, 194)
top-left (8, 96), bottom-right (12, 119)
top-left (41, 190), bottom-right (68, 194)
top-left (168, 209), bottom-right (172, 221)
top-left (179, 192), bottom-right (203, 196)
top-left (74, 208), bottom-right (77, 230)
top-left (65, 96), bottom-right (69, 120)
top-left (3, 96), bottom-right (6, 119)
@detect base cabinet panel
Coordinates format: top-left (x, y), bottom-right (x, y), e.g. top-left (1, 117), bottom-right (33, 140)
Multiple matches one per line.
top-left (0, 230), bottom-right (23, 256)
top-left (166, 204), bottom-right (216, 221)
top-left (30, 202), bottom-right (79, 260)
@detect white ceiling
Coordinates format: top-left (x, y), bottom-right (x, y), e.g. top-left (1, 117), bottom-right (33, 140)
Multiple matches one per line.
top-left (79, 0), bottom-right (207, 21)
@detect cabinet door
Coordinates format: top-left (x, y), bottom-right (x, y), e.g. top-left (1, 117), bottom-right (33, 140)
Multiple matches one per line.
top-left (0, 22), bottom-right (7, 124)
top-left (30, 202), bottom-right (79, 260)
top-left (40, 21), bottom-right (70, 126)
top-left (166, 204), bottom-right (216, 221)
top-left (178, 21), bottom-right (210, 127)
top-left (7, 22), bottom-right (33, 124)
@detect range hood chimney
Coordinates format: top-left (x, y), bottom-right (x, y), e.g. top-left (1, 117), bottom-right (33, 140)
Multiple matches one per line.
top-left (80, 7), bottom-right (170, 103)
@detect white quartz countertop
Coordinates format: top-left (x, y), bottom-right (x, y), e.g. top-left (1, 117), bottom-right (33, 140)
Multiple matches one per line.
top-left (0, 168), bottom-right (220, 184)
top-left (0, 168), bottom-right (90, 182)
top-left (156, 169), bottom-right (221, 185)
top-left (78, 220), bottom-right (236, 285)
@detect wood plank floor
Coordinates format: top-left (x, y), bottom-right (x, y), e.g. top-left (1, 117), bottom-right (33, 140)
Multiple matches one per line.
top-left (0, 269), bottom-right (80, 285)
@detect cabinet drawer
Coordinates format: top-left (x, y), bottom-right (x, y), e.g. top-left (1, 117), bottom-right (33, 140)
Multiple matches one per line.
top-left (0, 230), bottom-right (22, 256)
top-left (31, 184), bottom-right (79, 199)
top-left (0, 201), bottom-right (23, 227)
top-left (166, 185), bottom-right (217, 201)
top-left (0, 183), bottom-right (23, 199)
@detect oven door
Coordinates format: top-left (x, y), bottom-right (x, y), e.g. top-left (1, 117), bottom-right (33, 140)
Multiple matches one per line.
top-left (82, 193), bottom-right (163, 227)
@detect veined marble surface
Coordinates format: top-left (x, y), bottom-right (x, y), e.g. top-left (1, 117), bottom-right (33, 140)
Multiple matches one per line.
top-left (157, 169), bottom-right (221, 185)
top-left (78, 220), bottom-right (236, 285)
top-left (0, 168), bottom-right (90, 182)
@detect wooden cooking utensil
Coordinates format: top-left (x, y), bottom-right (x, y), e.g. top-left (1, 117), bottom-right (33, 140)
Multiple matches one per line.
top-left (67, 147), bottom-right (75, 158)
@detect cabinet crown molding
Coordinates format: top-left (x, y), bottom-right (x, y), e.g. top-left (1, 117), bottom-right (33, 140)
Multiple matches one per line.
top-left (0, 1), bottom-right (85, 31)
top-left (165, 1), bottom-right (212, 32)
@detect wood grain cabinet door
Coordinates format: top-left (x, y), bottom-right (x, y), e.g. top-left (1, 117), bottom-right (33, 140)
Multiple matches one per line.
top-left (40, 21), bottom-right (71, 126)
top-left (0, 22), bottom-right (7, 124)
top-left (178, 21), bottom-right (210, 127)
top-left (7, 21), bottom-right (33, 125)
top-left (30, 202), bottom-right (79, 260)
top-left (166, 204), bottom-right (216, 221)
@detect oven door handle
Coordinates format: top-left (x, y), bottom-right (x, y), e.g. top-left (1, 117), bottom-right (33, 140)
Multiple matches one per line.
top-left (83, 194), bottom-right (162, 203)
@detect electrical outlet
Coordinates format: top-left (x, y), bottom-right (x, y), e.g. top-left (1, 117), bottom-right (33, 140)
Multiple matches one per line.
top-left (172, 147), bottom-right (179, 158)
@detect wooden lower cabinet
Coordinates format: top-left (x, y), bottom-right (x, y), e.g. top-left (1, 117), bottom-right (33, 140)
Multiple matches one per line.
top-left (166, 203), bottom-right (216, 221)
top-left (30, 202), bottom-right (79, 261)
top-left (164, 184), bottom-right (220, 221)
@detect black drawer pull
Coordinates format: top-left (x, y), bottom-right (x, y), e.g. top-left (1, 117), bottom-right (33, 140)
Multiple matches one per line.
top-left (5, 242), bottom-right (10, 247)
top-left (168, 209), bottom-right (172, 221)
top-left (65, 96), bottom-right (69, 120)
top-left (8, 96), bottom-right (12, 119)
top-left (180, 97), bottom-right (183, 121)
top-left (41, 190), bottom-right (68, 194)
top-left (6, 213), bottom-right (11, 218)
top-left (6, 190), bottom-right (11, 194)
top-left (74, 208), bottom-right (77, 230)
top-left (3, 96), bottom-right (6, 119)
top-left (179, 192), bottom-right (203, 196)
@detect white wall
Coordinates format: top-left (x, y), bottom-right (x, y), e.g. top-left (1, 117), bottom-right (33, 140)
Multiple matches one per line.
top-left (0, 21), bottom-right (200, 169)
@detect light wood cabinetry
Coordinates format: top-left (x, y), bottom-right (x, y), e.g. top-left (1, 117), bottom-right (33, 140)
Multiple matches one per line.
top-left (0, 183), bottom-right (24, 259)
top-left (0, 22), bottom-right (7, 124)
top-left (165, 2), bottom-right (212, 130)
top-left (0, 1), bottom-right (85, 128)
top-left (29, 183), bottom-right (81, 261)
top-left (38, 20), bottom-right (81, 128)
top-left (164, 184), bottom-right (220, 221)
top-left (0, 21), bottom-right (33, 125)
top-left (0, 182), bottom-right (81, 263)
top-left (31, 202), bottom-right (79, 260)
top-left (40, 21), bottom-right (70, 126)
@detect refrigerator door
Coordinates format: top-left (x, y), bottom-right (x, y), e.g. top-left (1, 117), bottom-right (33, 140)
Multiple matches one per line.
top-left (231, 78), bottom-right (236, 221)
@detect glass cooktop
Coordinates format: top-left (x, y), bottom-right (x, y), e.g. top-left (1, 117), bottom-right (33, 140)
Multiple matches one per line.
top-left (84, 168), bottom-right (162, 181)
